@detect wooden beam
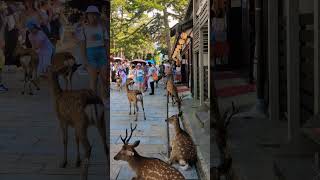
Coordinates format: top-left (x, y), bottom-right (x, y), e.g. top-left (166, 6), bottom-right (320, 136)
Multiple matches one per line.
top-left (268, 0), bottom-right (279, 123)
top-left (314, 0), bottom-right (320, 114)
top-left (287, 0), bottom-right (300, 141)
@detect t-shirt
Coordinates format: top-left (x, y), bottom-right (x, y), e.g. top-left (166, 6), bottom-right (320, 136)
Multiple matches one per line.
top-left (79, 24), bottom-right (108, 48)
top-left (148, 66), bottom-right (156, 82)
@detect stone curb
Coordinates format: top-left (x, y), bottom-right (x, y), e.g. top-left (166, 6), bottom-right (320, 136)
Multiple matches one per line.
top-left (180, 105), bottom-right (210, 180)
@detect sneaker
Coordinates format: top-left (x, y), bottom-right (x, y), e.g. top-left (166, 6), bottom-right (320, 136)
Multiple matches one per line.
top-left (0, 84), bottom-right (8, 92)
top-left (149, 93), bottom-right (154, 95)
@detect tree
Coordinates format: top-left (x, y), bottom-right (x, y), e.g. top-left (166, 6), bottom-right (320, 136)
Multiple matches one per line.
top-left (110, 0), bottom-right (188, 59)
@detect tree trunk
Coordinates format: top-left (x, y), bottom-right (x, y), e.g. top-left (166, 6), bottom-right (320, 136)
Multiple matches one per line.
top-left (163, 8), bottom-right (172, 57)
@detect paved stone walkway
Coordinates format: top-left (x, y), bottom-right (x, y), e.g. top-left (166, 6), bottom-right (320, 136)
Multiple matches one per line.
top-left (0, 68), bottom-right (199, 180)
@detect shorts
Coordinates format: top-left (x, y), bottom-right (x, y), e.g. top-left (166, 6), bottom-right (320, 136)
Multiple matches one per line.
top-left (86, 46), bottom-right (107, 69)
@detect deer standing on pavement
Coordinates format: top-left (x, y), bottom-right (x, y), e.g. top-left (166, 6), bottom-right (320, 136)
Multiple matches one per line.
top-left (13, 42), bottom-right (40, 95)
top-left (125, 78), bottom-right (146, 121)
top-left (166, 112), bottom-right (197, 170)
top-left (51, 52), bottom-right (81, 90)
top-left (114, 123), bottom-right (186, 180)
top-left (48, 66), bottom-right (109, 180)
top-left (166, 72), bottom-right (182, 111)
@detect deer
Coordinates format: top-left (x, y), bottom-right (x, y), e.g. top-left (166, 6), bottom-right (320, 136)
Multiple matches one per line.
top-left (114, 123), bottom-right (186, 180)
top-left (165, 112), bottom-right (197, 171)
top-left (51, 52), bottom-right (81, 90)
top-left (115, 75), bottom-right (122, 91)
top-left (13, 42), bottom-right (40, 95)
top-left (125, 78), bottom-right (146, 121)
top-left (47, 66), bottom-right (109, 180)
top-left (166, 72), bottom-right (182, 111)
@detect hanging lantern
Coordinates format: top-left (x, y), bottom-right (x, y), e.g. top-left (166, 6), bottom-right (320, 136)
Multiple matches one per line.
top-left (177, 44), bottom-right (182, 50)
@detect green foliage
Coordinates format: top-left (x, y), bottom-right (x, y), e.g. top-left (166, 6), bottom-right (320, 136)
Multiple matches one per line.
top-left (110, 0), bottom-right (188, 59)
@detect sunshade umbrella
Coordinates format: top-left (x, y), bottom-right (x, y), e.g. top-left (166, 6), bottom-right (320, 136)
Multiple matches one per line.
top-left (131, 59), bottom-right (146, 64)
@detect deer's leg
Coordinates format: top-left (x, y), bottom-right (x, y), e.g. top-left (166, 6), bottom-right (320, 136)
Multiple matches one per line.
top-left (28, 74), bottom-right (33, 95)
top-left (140, 99), bottom-right (146, 120)
top-left (133, 101), bottom-right (136, 115)
top-left (80, 127), bottom-right (91, 180)
top-left (59, 125), bottom-right (68, 168)
top-left (75, 130), bottom-right (81, 167)
top-left (135, 102), bottom-right (138, 121)
top-left (32, 70), bottom-right (40, 90)
top-left (97, 113), bottom-right (109, 161)
top-left (129, 102), bottom-right (132, 115)
top-left (22, 73), bottom-right (27, 95)
top-left (64, 76), bottom-right (68, 90)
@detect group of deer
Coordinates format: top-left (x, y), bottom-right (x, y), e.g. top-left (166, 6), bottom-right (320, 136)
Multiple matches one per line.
top-left (14, 34), bottom-right (107, 180)
top-left (114, 116), bottom-right (197, 180)
top-left (113, 68), bottom-right (196, 179)
top-left (13, 35), bottom-right (81, 95)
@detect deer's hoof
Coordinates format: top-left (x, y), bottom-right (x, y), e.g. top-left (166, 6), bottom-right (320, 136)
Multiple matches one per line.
top-left (59, 161), bottom-right (67, 168)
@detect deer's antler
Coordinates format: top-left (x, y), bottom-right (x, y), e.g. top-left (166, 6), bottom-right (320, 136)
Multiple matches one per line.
top-left (126, 123), bottom-right (137, 144)
top-left (120, 129), bottom-right (128, 144)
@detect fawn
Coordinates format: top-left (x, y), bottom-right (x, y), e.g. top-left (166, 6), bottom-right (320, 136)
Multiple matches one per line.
top-left (166, 112), bottom-right (197, 170)
top-left (13, 43), bottom-right (40, 95)
top-left (115, 75), bottom-right (122, 91)
top-left (166, 73), bottom-right (182, 111)
top-left (48, 66), bottom-right (109, 180)
top-left (125, 78), bottom-right (146, 121)
top-left (51, 52), bottom-right (81, 90)
top-left (114, 124), bottom-right (185, 180)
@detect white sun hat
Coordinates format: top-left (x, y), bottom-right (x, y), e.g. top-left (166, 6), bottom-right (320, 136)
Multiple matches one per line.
top-left (85, 5), bottom-right (100, 14)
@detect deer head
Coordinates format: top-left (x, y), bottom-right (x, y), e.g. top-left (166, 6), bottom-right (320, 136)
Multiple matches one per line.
top-left (114, 123), bottom-right (140, 161)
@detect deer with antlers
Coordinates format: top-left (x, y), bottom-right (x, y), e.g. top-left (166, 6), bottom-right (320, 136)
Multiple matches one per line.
top-left (125, 78), bottom-right (146, 121)
top-left (48, 66), bottom-right (109, 180)
top-left (165, 112), bottom-right (197, 171)
top-left (114, 124), bottom-right (185, 180)
top-left (51, 52), bottom-right (81, 90)
top-left (13, 42), bottom-right (40, 95)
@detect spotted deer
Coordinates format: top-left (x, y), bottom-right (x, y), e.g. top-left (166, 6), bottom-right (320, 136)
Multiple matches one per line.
top-left (48, 66), bottom-right (109, 180)
top-left (114, 124), bottom-right (185, 180)
top-left (126, 78), bottom-right (146, 121)
top-left (13, 43), bottom-right (40, 95)
top-left (115, 75), bottom-right (122, 91)
top-left (51, 52), bottom-right (81, 90)
top-left (166, 73), bottom-right (182, 111)
top-left (165, 112), bottom-right (197, 170)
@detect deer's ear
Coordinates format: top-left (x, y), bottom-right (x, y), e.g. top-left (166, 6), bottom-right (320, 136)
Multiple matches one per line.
top-left (132, 140), bottom-right (140, 147)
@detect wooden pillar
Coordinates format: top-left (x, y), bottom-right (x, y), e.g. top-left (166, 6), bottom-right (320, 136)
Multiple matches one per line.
top-left (199, 30), bottom-right (205, 105)
top-left (268, 0), bottom-right (279, 123)
top-left (314, 0), bottom-right (320, 114)
top-left (286, 0), bottom-right (300, 141)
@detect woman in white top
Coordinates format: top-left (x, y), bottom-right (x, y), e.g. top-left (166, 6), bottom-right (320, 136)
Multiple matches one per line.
top-left (79, 6), bottom-right (108, 106)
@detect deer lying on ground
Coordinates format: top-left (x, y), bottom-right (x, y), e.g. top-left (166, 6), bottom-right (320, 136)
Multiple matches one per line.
top-left (114, 123), bottom-right (185, 180)
top-left (166, 112), bottom-right (197, 171)
top-left (166, 73), bottom-right (182, 111)
top-left (125, 78), bottom-right (146, 121)
top-left (51, 52), bottom-right (81, 90)
top-left (13, 43), bottom-right (40, 95)
top-left (48, 66), bottom-right (109, 180)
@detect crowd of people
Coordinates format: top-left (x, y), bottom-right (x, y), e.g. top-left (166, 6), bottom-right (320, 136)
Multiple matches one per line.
top-left (0, 0), bottom-right (68, 92)
top-left (111, 60), bottom-right (176, 96)
top-left (0, 0), bottom-right (109, 108)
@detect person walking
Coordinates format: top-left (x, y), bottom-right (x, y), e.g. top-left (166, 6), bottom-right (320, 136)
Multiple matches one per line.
top-left (147, 62), bottom-right (157, 95)
top-left (79, 5), bottom-right (108, 106)
top-left (134, 63), bottom-right (144, 94)
top-left (27, 19), bottom-right (54, 78)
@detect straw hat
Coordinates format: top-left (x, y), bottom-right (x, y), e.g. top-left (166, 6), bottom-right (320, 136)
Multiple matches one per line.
top-left (85, 5), bottom-right (100, 14)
